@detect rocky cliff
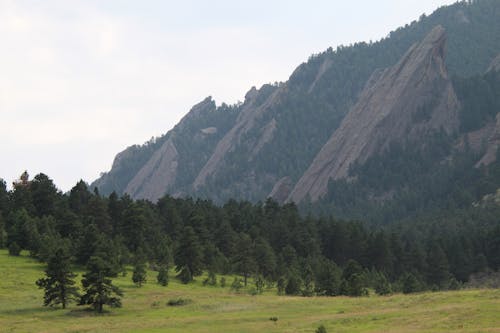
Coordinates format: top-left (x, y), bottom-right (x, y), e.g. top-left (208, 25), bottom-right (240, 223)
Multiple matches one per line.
top-left (289, 26), bottom-right (460, 203)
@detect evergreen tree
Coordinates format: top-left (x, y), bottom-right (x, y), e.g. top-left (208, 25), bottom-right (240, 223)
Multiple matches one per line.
top-left (340, 260), bottom-right (367, 296)
top-left (285, 273), bottom-right (302, 295)
top-left (157, 266), bottom-right (169, 286)
top-left (30, 173), bottom-right (58, 218)
top-left (8, 241), bottom-right (21, 256)
top-left (79, 255), bottom-right (123, 313)
top-left (301, 264), bottom-right (315, 297)
top-left (36, 248), bottom-right (79, 309)
top-left (426, 243), bottom-right (450, 288)
top-left (132, 261), bottom-right (147, 287)
top-left (402, 272), bottom-right (421, 294)
top-left (232, 233), bottom-right (257, 286)
top-left (374, 272), bottom-right (392, 295)
top-left (175, 226), bottom-right (203, 283)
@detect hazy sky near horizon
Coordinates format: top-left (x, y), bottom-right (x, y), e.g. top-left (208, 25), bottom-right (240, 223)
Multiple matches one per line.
top-left (1, 0), bottom-right (457, 191)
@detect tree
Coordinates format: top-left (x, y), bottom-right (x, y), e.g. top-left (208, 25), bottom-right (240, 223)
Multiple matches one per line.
top-left (374, 272), bottom-right (392, 295)
top-left (132, 261), bottom-right (147, 287)
top-left (254, 238), bottom-right (277, 280)
top-left (340, 260), bottom-right (367, 296)
top-left (30, 173), bottom-right (58, 218)
top-left (314, 259), bottom-right (341, 296)
top-left (232, 233), bottom-right (257, 286)
top-left (175, 226), bottom-right (203, 283)
top-left (157, 266), bottom-right (169, 286)
top-left (8, 241), bottom-right (21, 256)
top-left (402, 273), bottom-right (421, 294)
top-left (79, 256), bottom-right (123, 313)
top-left (285, 273), bottom-right (302, 295)
top-left (426, 243), bottom-right (450, 288)
top-left (36, 248), bottom-right (79, 309)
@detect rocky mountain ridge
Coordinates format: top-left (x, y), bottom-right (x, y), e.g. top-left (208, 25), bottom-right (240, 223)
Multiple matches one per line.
top-left (288, 26), bottom-right (460, 203)
top-left (91, 0), bottom-right (500, 220)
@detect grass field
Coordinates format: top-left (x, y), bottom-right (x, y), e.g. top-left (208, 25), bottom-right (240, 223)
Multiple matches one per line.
top-left (0, 250), bottom-right (499, 333)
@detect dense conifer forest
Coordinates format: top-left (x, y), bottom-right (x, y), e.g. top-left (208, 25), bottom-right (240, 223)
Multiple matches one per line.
top-left (1, 172), bottom-right (500, 311)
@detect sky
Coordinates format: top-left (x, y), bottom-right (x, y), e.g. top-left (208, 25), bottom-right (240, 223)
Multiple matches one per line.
top-left (0, 0), bottom-right (458, 192)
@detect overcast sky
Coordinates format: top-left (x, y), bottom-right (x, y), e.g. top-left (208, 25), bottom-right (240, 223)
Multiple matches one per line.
top-left (0, 0), bottom-right (458, 191)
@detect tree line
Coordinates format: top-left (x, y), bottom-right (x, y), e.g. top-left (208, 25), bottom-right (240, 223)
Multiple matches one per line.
top-left (1, 172), bottom-right (500, 312)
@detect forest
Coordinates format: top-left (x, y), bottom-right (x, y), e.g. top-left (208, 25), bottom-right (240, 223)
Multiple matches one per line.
top-left (1, 171), bottom-right (500, 311)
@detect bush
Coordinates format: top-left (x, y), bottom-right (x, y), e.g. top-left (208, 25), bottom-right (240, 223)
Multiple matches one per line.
top-left (230, 277), bottom-right (243, 292)
top-left (166, 298), bottom-right (192, 306)
top-left (316, 324), bottom-right (327, 333)
top-left (178, 267), bottom-right (192, 284)
top-left (8, 242), bottom-right (21, 256)
top-left (203, 271), bottom-right (217, 286)
top-left (220, 277), bottom-right (226, 288)
top-left (285, 275), bottom-right (302, 295)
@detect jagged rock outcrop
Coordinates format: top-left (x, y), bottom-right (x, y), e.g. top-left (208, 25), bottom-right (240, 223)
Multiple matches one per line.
top-left (288, 26), bottom-right (460, 203)
top-left (193, 85), bottom-right (281, 189)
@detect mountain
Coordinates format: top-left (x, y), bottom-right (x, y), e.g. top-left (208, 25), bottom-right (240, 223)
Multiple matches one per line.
top-left (92, 0), bottom-right (500, 222)
top-left (289, 26), bottom-right (459, 203)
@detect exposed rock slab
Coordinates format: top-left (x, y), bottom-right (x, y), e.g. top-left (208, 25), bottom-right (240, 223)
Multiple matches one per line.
top-left (288, 26), bottom-right (460, 203)
top-left (124, 138), bottom-right (179, 201)
top-left (268, 176), bottom-right (293, 204)
top-left (476, 114), bottom-right (500, 167)
top-left (487, 54), bottom-right (500, 73)
top-left (193, 86), bottom-right (281, 189)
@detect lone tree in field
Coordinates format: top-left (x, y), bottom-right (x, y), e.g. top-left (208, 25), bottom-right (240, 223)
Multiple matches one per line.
top-left (36, 248), bottom-right (79, 309)
top-left (79, 255), bottom-right (123, 313)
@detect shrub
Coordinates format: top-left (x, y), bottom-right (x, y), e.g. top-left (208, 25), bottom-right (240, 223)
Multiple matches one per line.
top-left (8, 242), bottom-right (21, 256)
top-left (230, 277), bottom-right (243, 292)
top-left (203, 271), bottom-right (217, 286)
top-left (316, 324), bottom-right (327, 333)
top-left (167, 298), bottom-right (192, 306)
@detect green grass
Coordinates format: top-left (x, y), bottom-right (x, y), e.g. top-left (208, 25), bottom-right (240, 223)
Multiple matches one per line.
top-left (0, 250), bottom-right (499, 333)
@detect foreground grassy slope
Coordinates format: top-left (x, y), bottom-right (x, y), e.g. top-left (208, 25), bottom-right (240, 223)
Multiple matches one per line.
top-left (0, 250), bottom-right (499, 333)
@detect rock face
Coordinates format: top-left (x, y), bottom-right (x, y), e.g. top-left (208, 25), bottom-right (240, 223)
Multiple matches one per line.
top-left (476, 113), bottom-right (500, 167)
top-left (288, 26), bottom-right (460, 203)
top-left (193, 85), bottom-right (281, 189)
top-left (124, 138), bottom-right (179, 201)
top-left (268, 176), bottom-right (293, 204)
top-left (487, 54), bottom-right (500, 73)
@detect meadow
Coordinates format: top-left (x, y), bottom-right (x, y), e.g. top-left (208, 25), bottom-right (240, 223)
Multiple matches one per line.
top-left (0, 250), bottom-right (499, 333)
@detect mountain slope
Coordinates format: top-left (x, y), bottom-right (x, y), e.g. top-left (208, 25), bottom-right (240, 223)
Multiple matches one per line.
top-left (289, 26), bottom-right (459, 203)
top-left (92, 0), bottom-right (500, 214)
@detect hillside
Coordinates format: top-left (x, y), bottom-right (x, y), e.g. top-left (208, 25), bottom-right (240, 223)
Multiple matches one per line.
top-left (91, 0), bottom-right (500, 222)
top-left (1, 250), bottom-right (499, 333)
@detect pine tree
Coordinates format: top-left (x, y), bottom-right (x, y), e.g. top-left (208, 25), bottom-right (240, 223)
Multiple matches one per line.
top-left (174, 226), bottom-right (203, 283)
top-left (36, 248), bottom-right (79, 309)
top-left (232, 233), bottom-right (257, 286)
top-left (132, 261), bottom-right (147, 287)
top-left (157, 266), bottom-right (169, 286)
top-left (79, 256), bottom-right (123, 313)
